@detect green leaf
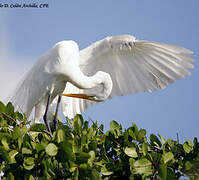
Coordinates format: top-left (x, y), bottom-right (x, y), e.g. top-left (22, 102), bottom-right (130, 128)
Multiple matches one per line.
top-left (69, 162), bottom-right (76, 172)
top-left (83, 121), bottom-right (89, 130)
top-left (41, 159), bottom-right (56, 178)
top-left (158, 164), bottom-right (167, 180)
top-left (88, 141), bottom-right (98, 153)
top-left (1, 137), bottom-right (9, 150)
top-left (1, 105), bottom-right (198, 180)
top-left (73, 114), bottom-right (83, 134)
top-left (99, 124), bottom-right (104, 132)
top-left (25, 174), bottom-right (34, 180)
top-left (0, 101), bottom-right (6, 112)
top-left (124, 147), bottom-right (138, 158)
top-left (8, 150), bottom-right (18, 164)
top-left (76, 152), bottom-right (91, 164)
top-left (167, 139), bottom-right (174, 147)
top-left (81, 134), bottom-right (87, 144)
top-left (133, 158), bottom-right (152, 175)
top-left (132, 124), bottom-right (138, 136)
top-left (30, 123), bottom-right (46, 132)
top-left (142, 143), bottom-right (148, 156)
top-left (150, 134), bottom-right (162, 148)
top-left (193, 137), bottom-right (198, 147)
top-left (74, 168), bottom-right (79, 180)
top-left (21, 126), bottom-right (28, 135)
top-left (137, 129), bottom-right (146, 142)
top-left (110, 120), bottom-right (120, 131)
top-left (57, 141), bottom-right (75, 162)
top-left (158, 134), bottom-right (166, 144)
top-left (88, 151), bottom-right (95, 165)
top-left (1, 149), bottom-right (11, 162)
top-left (150, 152), bottom-right (162, 163)
top-left (8, 172), bottom-right (15, 180)
top-left (14, 153), bottom-right (23, 165)
top-left (12, 126), bottom-right (20, 140)
top-left (23, 157), bottom-right (35, 170)
top-left (183, 142), bottom-right (193, 153)
top-left (129, 158), bottom-right (135, 170)
top-left (187, 139), bottom-right (193, 147)
top-left (166, 167), bottom-right (175, 180)
top-left (163, 152), bottom-right (174, 164)
top-left (56, 129), bottom-right (65, 143)
top-left (88, 126), bottom-right (95, 139)
top-left (105, 137), bottom-right (111, 150)
top-left (6, 102), bottom-right (14, 116)
top-left (90, 169), bottom-right (102, 180)
top-left (101, 166), bottom-right (113, 176)
top-left (22, 147), bottom-right (32, 154)
top-left (35, 143), bottom-right (45, 153)
top-left (45, 143), bottom-right (58, 156)
top-left (18, 137), bottom-right (23, 150)
top-left (79, 163), bottom-right (88, 169)
top-left (128, 129), bottom-right (136, 139)
top-left (185, 161), bottom-right (192, 171)
top-left (23, 134), bottom-right (32, 150)
top-left (16, 112), bottom-right (24, 121)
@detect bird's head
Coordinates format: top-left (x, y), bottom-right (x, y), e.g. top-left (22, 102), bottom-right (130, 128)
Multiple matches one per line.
top-left (62, 71), bottom-right (113, 102)
top-left (91, 71), bottom-right (113, 101)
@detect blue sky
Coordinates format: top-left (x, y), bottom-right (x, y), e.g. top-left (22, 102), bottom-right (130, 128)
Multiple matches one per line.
top-left (0, 0), bottom-right (198, 142)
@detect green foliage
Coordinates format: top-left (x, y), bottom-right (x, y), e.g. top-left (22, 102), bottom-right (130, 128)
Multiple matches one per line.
top-left (0, 101), bottom-right (199, 179)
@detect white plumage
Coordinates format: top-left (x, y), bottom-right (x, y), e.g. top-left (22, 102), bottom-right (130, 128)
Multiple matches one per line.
top-left (62, 35), bottom-right (194, 118)
top-left (10, 35), bottom-right (194, 122)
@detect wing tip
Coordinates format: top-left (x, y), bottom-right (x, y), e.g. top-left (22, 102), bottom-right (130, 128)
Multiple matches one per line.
top-left (183, 49), bottom-right (193, 55)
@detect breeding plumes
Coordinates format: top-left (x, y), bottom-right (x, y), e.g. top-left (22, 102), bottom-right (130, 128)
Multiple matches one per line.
top-left (10, 35), bottom-right (194, 131)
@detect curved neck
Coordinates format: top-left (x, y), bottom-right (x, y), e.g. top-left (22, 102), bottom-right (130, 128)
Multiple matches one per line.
top-left (67, 69), bottom-right (113, 101)
top-left (98, 71), bottom-right (113, 100)
top-left (67, 66), bottom-right (99, 89)
top-left (88, 71), bottom-right (113, 101)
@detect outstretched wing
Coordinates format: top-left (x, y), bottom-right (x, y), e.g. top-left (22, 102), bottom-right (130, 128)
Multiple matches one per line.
top-left (62, 34), bottom-right (194, 118)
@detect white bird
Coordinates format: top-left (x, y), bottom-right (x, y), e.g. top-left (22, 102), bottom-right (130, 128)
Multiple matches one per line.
top-left (10, 35), bottom-right (194, 131)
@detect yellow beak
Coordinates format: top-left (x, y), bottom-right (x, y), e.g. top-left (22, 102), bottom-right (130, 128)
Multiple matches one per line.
top-left (62, 93), bottom-right (99, 102)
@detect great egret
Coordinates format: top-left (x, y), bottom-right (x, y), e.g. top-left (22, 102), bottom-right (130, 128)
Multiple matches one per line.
top-left (10, 35), bottom-right (194, 131)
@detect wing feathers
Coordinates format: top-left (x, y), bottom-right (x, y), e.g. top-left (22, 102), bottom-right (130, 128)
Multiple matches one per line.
top-left (133, 52), bottom-right (164, 91)
top-left (136, 50), bottom-right (175, 86)
top-left (136, 41), bottom-right (193, 54)
top-left (140, 44), bottom-right (193, 69)
top-left (62, 35), bottom-right (194, 118)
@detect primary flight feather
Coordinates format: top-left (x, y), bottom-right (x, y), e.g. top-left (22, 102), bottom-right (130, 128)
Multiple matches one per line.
top-left (61, 35), bottom-right (194, 118)
top-left (10, 35), bottom-right (194, 123)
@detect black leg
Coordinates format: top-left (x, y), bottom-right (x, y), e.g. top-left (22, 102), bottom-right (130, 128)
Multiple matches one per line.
top-left (43, 93), bottom-right (52, 134)
top-left (53, 95), bottom-right (62, 130)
